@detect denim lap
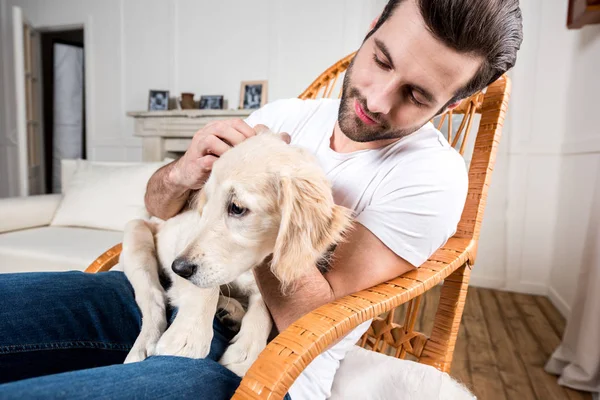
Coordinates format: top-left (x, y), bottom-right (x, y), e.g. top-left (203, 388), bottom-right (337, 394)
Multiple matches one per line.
top-left (0, 271), bottom-right (249, 399)
top-left (0, 355), bottom-right (242, 399)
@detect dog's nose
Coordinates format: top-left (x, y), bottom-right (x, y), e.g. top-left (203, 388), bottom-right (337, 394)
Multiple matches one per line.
top-left (171, 258), bottom-right (197, 279)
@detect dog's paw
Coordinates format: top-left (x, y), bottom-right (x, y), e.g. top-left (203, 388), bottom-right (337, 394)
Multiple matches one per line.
top-left (219, 332), bottom-right (266, 377)
top-left (154, 318), bottom-right (213, 359)
top-left (124, 343), bottom-right (151, 364)
top-left (124, 327), bottom-right (164, 364)
top-left (216, 296), bottom-right (246, 333)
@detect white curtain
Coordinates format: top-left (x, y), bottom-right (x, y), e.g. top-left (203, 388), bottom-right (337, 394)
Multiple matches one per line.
top-left (545, 170), bottom-right (600, 400)
top-left (53, 43), bottom-right (84, 193)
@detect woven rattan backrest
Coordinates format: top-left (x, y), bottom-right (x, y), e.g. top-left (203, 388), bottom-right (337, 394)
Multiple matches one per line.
top-left (298, 52), bottom-right (511, 244)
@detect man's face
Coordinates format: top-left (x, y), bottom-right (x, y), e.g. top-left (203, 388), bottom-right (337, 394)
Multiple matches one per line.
top-left (339, 0), bottom-right (483, 142)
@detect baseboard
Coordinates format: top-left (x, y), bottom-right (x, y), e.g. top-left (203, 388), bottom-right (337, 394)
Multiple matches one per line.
top-left (506, 281), bottom-right (548, 296)
top-left (469, 276), bottom-right (548, 296)
top-left (469, 275), bottom-right (505, 289)
top-left (548, 286), bottom-right (571, 319)
top-left (562, 135), bottom-right (600, 155)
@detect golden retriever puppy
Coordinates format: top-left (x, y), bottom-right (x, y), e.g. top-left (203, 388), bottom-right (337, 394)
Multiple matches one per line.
top-left (120, 131), bottom-right (352, 376)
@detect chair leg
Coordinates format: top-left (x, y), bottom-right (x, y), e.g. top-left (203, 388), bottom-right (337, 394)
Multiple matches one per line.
top-left (419, 262), bottom-right (471, 372)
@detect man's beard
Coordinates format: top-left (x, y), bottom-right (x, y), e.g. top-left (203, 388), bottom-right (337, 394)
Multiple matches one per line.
top-left (338, 61), bottom-right (424, 143)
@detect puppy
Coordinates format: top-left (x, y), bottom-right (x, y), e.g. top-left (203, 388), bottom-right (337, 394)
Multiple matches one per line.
top-left (120, 130), bottom-right (352, 376)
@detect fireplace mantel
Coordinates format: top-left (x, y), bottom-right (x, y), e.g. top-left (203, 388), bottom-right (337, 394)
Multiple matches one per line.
top-left (128, 109), bottom-right (254, 161)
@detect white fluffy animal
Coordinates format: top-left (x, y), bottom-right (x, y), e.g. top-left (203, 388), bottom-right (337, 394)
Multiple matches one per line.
top-left (120, 130), bottom-right (353, 376)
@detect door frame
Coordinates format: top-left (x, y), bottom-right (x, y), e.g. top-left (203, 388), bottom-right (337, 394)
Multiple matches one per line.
top-left (41, 33), bottom-right (85, 193)
top-left (12, 6), bottom-right (29, 196)
top-left (12, 5), bottom-right (89, 196)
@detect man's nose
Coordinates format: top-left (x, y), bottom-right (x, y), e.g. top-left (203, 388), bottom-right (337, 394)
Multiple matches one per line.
top-left (171, 257), bottom-right (197, 279)
top-left (366, 80), bottom-right (398, 115)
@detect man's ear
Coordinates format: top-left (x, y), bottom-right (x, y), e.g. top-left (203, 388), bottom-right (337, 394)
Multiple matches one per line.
top-left (436, 100), bottom-right (463, 117)
top-left (369, 15), bottom-right (380, 31)
top-left (446, 100), bottom-right (462, 111)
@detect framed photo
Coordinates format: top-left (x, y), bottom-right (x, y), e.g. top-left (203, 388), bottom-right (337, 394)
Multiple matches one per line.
top-left (199, 95), bottom-right (224, 110)
top-left (239, 80), bottom-right (268, 110)
top-left (148, 90), bottom-right (170, 111)
top-left (567, 0), bottom-right (600, 29)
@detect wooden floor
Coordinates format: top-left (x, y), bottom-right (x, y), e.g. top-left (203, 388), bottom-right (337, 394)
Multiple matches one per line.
top-left (401, 286), bottom-right (593, 400)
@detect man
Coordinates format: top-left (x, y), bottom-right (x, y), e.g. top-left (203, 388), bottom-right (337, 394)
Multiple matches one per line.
top-left (0, 0), bottom-right (522, 398)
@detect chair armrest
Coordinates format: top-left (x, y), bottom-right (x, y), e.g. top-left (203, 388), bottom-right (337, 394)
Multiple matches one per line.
top-left (84, 243), bottom-right (123, 273)
top-left (233, 237), bottom-right (474, 400)
top-left (0, 194), bottom-right (63, 233)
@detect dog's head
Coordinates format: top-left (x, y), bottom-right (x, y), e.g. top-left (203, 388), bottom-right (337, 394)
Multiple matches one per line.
top-left (171, 130), bottom-right (353, 292)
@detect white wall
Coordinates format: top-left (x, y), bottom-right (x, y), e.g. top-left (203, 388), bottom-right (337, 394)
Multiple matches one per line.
top-left (546, 23), bottom-right (600, 318)
top-left (471, 0), bottom-right (571, 294)
top-left (0, 0), bottom-right (386, 197)
top-left (471, 0), bottom-right (600, 319)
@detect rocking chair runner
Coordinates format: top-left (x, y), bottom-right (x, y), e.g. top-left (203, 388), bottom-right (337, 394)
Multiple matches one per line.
top-left (85, 52), bottom-right (511, 400)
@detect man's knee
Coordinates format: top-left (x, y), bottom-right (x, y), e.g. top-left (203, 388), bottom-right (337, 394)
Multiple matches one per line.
top-left (1, 270), bottom-right (129, 290)
top-left (142, 356), bottom-right (241, 396)
top-left (0, 271), bottom-right (132, 305)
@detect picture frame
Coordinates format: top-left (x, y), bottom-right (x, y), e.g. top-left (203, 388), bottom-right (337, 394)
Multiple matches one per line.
top-left (239, 80), bottom-right (268, 110)
top-left (567, 0), bottom-right (600, 29)
top-left (148, 90), bottom-right (170, 111)
top-left (199, 95), bottom-right (224, 110)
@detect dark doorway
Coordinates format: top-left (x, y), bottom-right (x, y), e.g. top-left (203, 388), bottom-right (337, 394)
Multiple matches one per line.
top-left (41, 28), bottom-right (85, 194)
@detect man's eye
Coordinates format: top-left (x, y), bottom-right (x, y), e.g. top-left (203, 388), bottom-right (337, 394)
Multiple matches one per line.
top-left (228, 202), bottom-right (248, 217)
top-left (372, 54), bottom-right (391, 70)
top-left (408, 91), bottom-right (426, 108)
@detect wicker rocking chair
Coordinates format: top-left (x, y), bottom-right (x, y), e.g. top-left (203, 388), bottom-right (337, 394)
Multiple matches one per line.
top-left (85, 52), bottom-right (511, 399)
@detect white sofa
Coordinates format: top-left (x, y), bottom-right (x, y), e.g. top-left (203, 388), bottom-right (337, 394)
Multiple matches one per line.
top-left (0, 197), bottom-right (123, 273)
top-left (0, 159), bottom-right (166, 274)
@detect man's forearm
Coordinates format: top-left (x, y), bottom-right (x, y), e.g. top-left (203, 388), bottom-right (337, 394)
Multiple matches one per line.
top-left (254, 262), bottom-right (335, 332)
top-left (145, 162), bottom-right (190, 220)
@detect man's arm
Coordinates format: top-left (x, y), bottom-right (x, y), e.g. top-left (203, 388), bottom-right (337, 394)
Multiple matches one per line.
top-left (144, 161), bottom-right (191, 220)
top-left (254, 221), bottom-right (415, 332)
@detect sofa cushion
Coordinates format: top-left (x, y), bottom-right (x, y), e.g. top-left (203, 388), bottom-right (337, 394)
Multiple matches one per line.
top-left (60, 159), bottom-right (175, 193)
top-left (0, 227), bottom-right (123, 274)
top-left (329, 345), bottom-right (474, 400)
top-left (0, 194), bottom-right (63, 234)
top-left (51, 159), bottom-right (168, 231)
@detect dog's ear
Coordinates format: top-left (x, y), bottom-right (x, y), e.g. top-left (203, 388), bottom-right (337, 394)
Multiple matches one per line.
top-left (271, 175), bottom-right (353, 292)
top-left (189, 188), bottom-right (207, 214)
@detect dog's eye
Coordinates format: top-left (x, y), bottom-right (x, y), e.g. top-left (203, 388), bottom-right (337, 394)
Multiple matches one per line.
top-left (228, 202), bottom-right (248, 217)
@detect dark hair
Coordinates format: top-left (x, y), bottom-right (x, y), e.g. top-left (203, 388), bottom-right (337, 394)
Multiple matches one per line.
top-left (367, 0), bottom-right (523, 103)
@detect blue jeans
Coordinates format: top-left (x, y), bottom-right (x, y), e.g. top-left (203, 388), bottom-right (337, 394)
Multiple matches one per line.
top-left (0, 271), bottom-right (291, 399)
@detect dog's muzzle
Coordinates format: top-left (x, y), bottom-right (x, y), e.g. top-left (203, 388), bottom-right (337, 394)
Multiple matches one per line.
top-left (171, 257), bottom-right (197, 279)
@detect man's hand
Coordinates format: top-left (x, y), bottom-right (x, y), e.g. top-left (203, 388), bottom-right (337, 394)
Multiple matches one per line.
top-left (144, 119), bottom-right (290, 220)
top-left (169, 119), bottom-right (258, 190)
top-left (145, 118), bottom-right (258, 219)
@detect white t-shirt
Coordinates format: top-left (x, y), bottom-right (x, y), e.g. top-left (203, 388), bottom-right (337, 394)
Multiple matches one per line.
top-left (244, 98), bottom-right (468, 400)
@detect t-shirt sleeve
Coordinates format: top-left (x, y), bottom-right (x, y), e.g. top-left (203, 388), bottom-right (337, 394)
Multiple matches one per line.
top-left (355, 152), bottom-right (468, 267)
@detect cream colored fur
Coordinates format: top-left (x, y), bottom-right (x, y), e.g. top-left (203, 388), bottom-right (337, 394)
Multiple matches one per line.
top-left (121, 131), bottom-right (353, 376)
